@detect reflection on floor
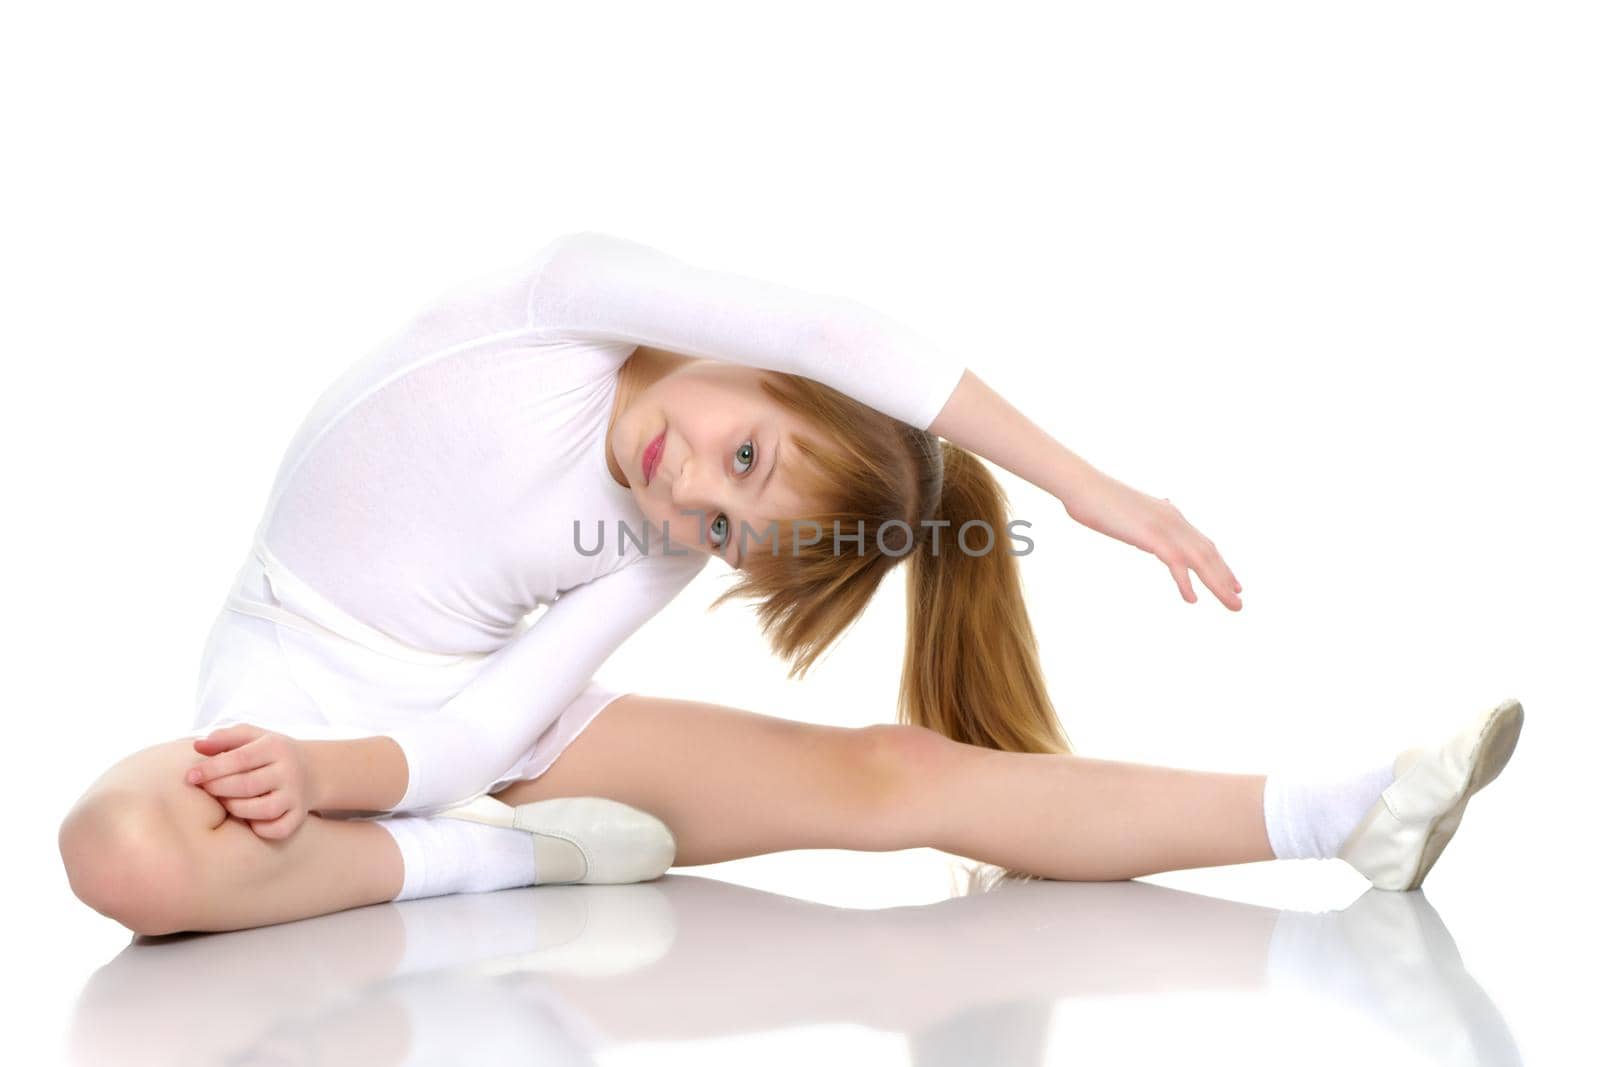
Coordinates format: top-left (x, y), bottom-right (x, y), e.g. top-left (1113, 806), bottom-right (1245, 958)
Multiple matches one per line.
top-left (65, 859), bottom-right (1521, 1066)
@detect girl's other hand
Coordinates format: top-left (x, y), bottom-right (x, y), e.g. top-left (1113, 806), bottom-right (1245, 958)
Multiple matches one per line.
top-left (1063, 475), bottom-right (1244, 611)
top-left (187, 724), bottom-right (320, 840)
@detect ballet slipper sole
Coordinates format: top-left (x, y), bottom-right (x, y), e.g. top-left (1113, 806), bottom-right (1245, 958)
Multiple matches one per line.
top-left (1337, 697), bottom-right (1525, 891)
top-left (1405, 697), bottom-right (1524, 890)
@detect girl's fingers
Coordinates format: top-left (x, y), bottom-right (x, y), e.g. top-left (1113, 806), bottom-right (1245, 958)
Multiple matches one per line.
top-left (1196, 542), bottom-right (1244, 607)
top-left (1168, 560), bottom-right (1198, 603)
top-left (187, 737), bottom-right (269, 787)
top-left (221, 792), bottom-right (289, 821)
top-left (1207, 569), bottom-right (1242, 611)
top-left (1221, 565), bottom-right (1242, 597)
top-left (1162, 533), bottom-right (1245, 608)
top-left (1168, 547), bottom-right (1243, 611)
top-left (1211, 550), bottom-right (1242, 593)
top-left (1195, 555), bottom-right (1240, 611)
top-left (200, 767), bottom-right (276, 798)
top-left (192, 724), bottom-right (264, 755)
top-left (249, 809), bottom-right (301, 841)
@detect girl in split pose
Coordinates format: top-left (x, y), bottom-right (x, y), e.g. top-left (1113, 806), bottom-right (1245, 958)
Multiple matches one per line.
top-left (58, 232), bottom-right (1524, 935)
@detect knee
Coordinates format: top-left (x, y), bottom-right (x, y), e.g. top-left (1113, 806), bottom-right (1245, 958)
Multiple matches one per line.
top-left (59, 791), bottom-right (200, 937)
top-left (854, 723), bottom-right (954, 801)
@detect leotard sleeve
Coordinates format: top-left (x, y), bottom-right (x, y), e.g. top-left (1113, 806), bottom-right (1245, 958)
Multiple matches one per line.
top-left (525, 231), bottom-right (968, 432)
top-left (378, 549), bottom-right (707, 814)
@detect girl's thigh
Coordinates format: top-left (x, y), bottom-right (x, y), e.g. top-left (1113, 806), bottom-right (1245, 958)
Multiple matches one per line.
top-left (488, 694), bottom-right (940, 864)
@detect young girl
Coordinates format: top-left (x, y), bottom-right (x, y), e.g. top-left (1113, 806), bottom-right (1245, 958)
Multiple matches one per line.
top-left (57, 232), bottom-right (1524, 935)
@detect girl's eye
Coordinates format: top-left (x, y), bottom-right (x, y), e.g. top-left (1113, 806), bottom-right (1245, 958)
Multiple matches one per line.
top-left (712, 440), bottom-right (756, 557)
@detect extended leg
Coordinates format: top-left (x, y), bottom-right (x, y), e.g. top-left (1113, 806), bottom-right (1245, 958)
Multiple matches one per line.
top-left (491, 694), bottom-right (1276, 879)
top-left (920, 742), bottom-right (1275, 879)
top-left (59, 738), bottom-right (404, 935)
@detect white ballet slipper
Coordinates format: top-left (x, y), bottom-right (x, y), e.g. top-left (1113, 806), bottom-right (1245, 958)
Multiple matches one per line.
top-left (1338, 698), bottom-right (1525, 891)
top-left (435, 794), bottom-right (678, 885)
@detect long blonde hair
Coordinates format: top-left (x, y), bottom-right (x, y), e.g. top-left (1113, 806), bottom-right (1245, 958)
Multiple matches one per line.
top-left (712, 371), bottom-right (1074, 767)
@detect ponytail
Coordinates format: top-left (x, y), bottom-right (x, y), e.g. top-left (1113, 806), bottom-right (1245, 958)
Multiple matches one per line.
top-left (899, 440), bottom-right (1073, 756)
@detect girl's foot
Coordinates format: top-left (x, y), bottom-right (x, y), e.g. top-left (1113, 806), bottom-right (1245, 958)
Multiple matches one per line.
top-left (436, 793), bottom-right (678, 885)
top-left (1337, 698), bottom-right (1525, 891)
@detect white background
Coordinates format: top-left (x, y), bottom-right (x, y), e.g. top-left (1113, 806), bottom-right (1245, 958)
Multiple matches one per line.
top-left (4, 2), bottom-right (1595, 1064)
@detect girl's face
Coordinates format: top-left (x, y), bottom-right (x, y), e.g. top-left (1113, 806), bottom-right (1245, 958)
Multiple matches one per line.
top-left (607, 359), bottom-right (818, 567)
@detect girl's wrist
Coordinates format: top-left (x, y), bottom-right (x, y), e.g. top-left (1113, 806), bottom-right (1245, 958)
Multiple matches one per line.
top-left (301, 737), bottom-right (408, 813)
top-left (1052, 458), bottom-right (1111, 521)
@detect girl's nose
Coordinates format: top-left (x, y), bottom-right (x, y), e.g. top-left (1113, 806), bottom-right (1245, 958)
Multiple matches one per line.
top-left (671, 455), bottom-right (725, 551)
top-left (670, 454), bottom-right (715, 511)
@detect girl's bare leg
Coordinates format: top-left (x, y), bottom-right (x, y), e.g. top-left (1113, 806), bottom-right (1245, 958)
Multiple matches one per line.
top-left (59, 738), bottom-right (403, 935)
top-left (929, 744), bottom-right (1277, 878)
top-left (61, 694), bottom-right (1274, 936)
top-left (492, 694), bottom-right (1277, 880)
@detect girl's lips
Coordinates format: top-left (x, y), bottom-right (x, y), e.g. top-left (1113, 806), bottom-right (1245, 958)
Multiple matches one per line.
top-left (642, 429), bottom-right (666, 485)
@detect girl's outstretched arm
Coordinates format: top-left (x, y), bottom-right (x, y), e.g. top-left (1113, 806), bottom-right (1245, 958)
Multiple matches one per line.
top-left (525, 230), bottom-right (968, 433)
top-left (929, 369), bottom-right (1244, 610)
top-left (530, 231), bottom-right (1242, 610)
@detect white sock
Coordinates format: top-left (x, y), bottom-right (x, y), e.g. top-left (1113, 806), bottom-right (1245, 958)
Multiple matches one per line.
top-left (376, 814), bottom-right (541, 900)
top-left (1262, 758), bottom-right (1398, 860)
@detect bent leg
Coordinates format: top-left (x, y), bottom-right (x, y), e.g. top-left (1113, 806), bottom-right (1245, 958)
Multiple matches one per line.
top-left (59, 738), bottom-right (404, 935)
top-left (492, 694), bottom-right (1276, 879)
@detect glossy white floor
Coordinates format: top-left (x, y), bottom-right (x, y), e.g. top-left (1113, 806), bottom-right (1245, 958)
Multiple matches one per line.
top-left (29, 758), bottom-right (1590, 1067)
top-left (11, 4), bottom-right (1596, 1063)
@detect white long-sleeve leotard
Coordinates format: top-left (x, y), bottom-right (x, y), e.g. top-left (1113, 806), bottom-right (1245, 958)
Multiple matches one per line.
top-left (250, 231), bottom-right (967, 813)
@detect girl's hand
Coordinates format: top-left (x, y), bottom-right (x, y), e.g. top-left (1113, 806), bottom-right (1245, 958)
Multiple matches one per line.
top-left (187, 724), bottom-right (320, 840)
top-left (1063, 474), bottom-right (1244, 611)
